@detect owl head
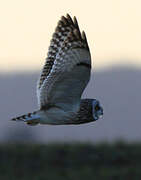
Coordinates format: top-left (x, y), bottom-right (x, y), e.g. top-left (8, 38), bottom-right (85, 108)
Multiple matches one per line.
top-left (92, 99), bottom-right (103, 121)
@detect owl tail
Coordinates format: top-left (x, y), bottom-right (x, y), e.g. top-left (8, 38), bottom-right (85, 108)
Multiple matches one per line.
top-left (11, 111), bottom-right (40, 126)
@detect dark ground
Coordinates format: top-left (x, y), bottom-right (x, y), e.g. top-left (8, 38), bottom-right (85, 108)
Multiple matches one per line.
top-left (0, 142), bottom-right (141, 180)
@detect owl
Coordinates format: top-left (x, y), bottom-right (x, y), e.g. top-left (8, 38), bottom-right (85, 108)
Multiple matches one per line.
top-left (12, 14), bottom-right (103, 125)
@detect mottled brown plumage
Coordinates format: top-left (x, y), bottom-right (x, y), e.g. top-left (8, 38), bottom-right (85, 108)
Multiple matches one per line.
top-left (37, 14), bottom-right (89, 90)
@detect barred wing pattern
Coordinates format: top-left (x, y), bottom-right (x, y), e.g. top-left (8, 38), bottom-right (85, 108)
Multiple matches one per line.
top-left (37, 14), bottom-right (78, 89)
top-left (37, 14), bottom-right (91, 112)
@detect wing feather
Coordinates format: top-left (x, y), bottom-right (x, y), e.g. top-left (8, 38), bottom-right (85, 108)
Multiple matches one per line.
top-left (37, 14), bottom-right (91, 111)
top-left (37, 15), bottom-right (75, 89)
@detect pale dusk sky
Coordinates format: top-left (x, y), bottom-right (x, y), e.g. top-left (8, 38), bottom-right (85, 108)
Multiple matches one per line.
top-left (0, 0), bottom-right (141, 72)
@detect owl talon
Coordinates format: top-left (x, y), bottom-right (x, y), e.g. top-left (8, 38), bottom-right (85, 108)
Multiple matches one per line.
top-left (26, 120), bottom-right (39, 126)
top-left (25, 119), bottom-right (39, 126)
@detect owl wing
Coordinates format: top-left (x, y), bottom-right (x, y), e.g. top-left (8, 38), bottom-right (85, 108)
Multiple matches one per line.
top-left (37, 14), bottom-right (75, 90)
top-left (37, 14), bottom-right (91, 112)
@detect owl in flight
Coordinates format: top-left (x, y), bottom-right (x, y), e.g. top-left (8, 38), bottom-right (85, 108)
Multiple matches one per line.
top-left (12, 14), bottom-right (103, 126)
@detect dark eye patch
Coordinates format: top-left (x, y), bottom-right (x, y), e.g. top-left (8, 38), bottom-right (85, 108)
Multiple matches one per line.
top-left (95, 104), bottom-right (100, 111)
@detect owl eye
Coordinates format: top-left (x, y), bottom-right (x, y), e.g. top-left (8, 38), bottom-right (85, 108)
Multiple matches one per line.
top-left (95, 104), bottom-right (100, 111)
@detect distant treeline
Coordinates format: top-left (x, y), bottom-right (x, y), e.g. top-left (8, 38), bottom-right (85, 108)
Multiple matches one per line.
top-left (0, 142), bottom-right (141, 180)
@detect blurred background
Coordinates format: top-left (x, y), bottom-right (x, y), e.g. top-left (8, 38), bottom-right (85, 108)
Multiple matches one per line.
top-left (0, 0), bottom-right (141, 179)
top-left (0, 0), bottom-right (141, 143)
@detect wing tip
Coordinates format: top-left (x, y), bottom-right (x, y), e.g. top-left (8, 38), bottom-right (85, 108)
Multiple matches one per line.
top-left (56, 14), bottom-right (89, 48)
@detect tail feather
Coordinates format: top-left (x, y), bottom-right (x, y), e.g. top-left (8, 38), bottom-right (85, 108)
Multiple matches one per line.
top-left (11, 111), bottom-right (39, 126)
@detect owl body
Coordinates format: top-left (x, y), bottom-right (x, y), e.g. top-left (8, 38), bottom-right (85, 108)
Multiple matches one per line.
top-left (12, 14), bottom-right (103, 126)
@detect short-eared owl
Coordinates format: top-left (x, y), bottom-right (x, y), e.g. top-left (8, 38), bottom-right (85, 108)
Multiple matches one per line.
top-left (12, 14), bottom-right (103, 125)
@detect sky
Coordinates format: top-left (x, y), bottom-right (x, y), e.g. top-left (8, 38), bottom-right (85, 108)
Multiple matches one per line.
top-left (0, 0), bottom-right (141, 72)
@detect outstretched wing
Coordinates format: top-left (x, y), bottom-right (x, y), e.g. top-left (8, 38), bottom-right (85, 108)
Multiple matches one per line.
top-left (37, 14), bottom-right (91, 112)
top-left (37, 14), bottom-right (75, 90)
